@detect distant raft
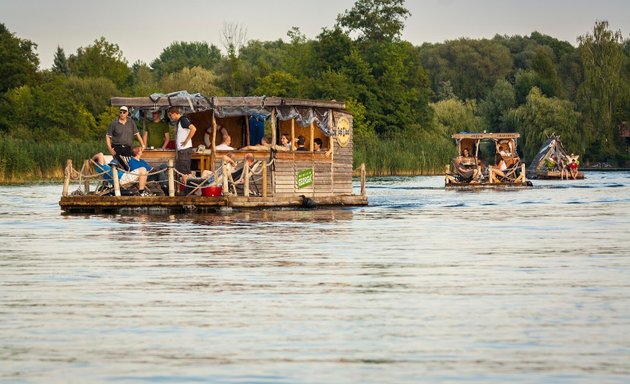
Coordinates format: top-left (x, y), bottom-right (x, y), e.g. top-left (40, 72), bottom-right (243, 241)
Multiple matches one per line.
top-left (527, 134), bottom-right (584, 180)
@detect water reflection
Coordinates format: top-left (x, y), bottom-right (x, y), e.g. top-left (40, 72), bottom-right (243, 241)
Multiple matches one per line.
top-left (1, 173), bottom-right (630, 383)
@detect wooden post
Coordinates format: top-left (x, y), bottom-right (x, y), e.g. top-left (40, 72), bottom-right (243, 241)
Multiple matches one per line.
top-left (521, 163), bottom-right (527, 182)
top-left (310, 121), bottom-right (314, 151)
top-left (262, 160), bottom-right (267, 197)
top-left (244, 162), bottom-right (250, 197)
top-left (82, 160), bottom-right (90, 194)
top-left (62, 159), bottom-right (72, 197)
top-left (223, 165), bottom-right (230, 195)
top-left (168, 159), bottom-right (175, 197)
top-left (360, 163), bottom-right (366, 196)
top-left (488, 165), bottom-right (494, 183)
top-left (112, 165), bottom-right (121, 196)
top-left (270, 107), bottom-right (276, 147)
top-left (291, 119), bottom-right (295, 152)
top-left (211, 112), bottom-right (217, 172)
top-left (245, 113), bottom-right (250, 146)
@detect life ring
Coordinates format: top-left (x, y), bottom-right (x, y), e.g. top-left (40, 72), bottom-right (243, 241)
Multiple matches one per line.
top-left (203, 126), bottom-right (213, 147)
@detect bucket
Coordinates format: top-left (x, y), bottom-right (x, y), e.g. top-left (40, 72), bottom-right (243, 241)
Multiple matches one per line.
top-left (202, 185), bottom-right (222, 197)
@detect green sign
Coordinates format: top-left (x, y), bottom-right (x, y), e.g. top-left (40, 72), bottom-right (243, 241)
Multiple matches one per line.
top-left (296, 168), bottom-right (314, 189)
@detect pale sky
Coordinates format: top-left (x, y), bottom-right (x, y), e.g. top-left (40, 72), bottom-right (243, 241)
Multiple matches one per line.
top-left (1, 0), bottom-right (628, 69)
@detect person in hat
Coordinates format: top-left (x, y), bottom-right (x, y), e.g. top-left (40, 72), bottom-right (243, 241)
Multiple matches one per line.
top-left (106, 106), bottom-right (145, 169)
top-left (144, 109), bottom-right (172, 150)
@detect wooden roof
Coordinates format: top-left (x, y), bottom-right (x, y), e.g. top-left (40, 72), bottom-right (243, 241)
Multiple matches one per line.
top-left (452, 132), bottom-right (520, 140)
top-left (110, 96), bottom-right (346, 110)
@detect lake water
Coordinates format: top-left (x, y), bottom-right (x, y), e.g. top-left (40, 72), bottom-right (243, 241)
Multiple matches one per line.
top-left (1, 173), bottom-right (630, 383)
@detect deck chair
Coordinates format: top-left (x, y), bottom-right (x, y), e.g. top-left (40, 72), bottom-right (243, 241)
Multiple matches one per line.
top-left (92, 160), bottom-right (163, 196)
top-left (491, 158), bottom-right (524, 183)
top-left (227, 160), bottom-right (262, 196)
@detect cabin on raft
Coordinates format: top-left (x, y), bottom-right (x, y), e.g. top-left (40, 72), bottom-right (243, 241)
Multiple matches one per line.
top-left (59, 94), bottom-right (367, 213)
top-left (445, 132), bottom-right (532, 189)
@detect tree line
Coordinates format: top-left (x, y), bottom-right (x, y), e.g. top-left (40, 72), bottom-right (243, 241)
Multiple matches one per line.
top-left (1, 0), bottom-right (629, 181)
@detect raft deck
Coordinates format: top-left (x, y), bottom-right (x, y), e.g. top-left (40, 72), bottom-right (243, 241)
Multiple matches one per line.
top-left (59, 194), bottom-right (368, 214)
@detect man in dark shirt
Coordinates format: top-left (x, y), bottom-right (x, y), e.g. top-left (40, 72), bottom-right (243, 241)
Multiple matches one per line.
top-left (106, 106), bottom-right (145, 169)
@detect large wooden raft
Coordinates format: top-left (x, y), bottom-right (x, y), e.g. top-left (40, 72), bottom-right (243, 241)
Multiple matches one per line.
top-left (60, 95), bottom-right (368, 213)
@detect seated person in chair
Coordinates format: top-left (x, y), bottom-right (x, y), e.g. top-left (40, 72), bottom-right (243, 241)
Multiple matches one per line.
top-left (92, 152), bottom-right (150, 196)
top-left (453, 148), bottom-right (482, 182)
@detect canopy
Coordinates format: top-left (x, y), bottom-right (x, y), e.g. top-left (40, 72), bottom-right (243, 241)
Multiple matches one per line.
top-left (111, 92), bottom-right (348, 137)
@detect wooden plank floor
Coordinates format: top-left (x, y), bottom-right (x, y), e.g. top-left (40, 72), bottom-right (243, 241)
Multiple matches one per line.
top-left (59, 194), bottom-right (368, 213)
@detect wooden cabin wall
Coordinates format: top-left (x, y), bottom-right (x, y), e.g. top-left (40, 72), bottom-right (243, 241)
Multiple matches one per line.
top-left (188, 110), bottom-right (213, 148)
top-left (273, 152), bottom-right (334, 196)
top-left (216, 116), bottom-right (245, 148)
top-left (332, 137), bottom-right (353, 195)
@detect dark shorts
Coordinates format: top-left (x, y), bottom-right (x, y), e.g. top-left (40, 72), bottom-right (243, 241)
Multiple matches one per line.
top-left (113, 144), bottom-right (133, 156)
top-left (176, 147), bottom-right (193, 174)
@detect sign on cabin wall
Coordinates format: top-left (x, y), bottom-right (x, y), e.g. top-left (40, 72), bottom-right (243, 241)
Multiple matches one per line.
top-left (296, 168), bottom-right (314, 189)
top-left (335, 115), bottom-right (351, 147)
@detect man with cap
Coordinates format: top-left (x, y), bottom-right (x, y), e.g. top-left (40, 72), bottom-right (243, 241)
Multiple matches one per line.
top-left (106, 106), bottom-right (145, 169)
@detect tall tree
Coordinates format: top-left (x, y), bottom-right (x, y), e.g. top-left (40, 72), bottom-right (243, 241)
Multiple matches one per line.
top-left (479, 79), bottom-right (516, 132)
top-left (510, 87), bottom-right (581, 160)
top-left (577, 20), bottom-right (625, 159)
top-left (52, 46), bottom-right (70, 76)
top-left (419, 39), bottom-right (513, 100)
top-left (67, 37), bottom-right (130, 88)
top-left (336, 0), bottom-right (410, 43)
top-left (151, 41), bottom-right (222, 79)
top-left (0, 23), bottom-right (39, 93)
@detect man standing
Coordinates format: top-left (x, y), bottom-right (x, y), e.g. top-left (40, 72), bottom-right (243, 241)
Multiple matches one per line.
top-left (106, 106), bottom-right (145, 169)
top-left (144, 109), bottom-right (172, 149)
top-left (167, 106), bottom-right (197, 185)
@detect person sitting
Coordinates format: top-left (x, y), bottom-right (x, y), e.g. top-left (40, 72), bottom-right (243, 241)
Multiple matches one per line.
top-left (568, 154), bottom-right (579, 180)
top-left (313, 138), bottom-right (323, 152)
top-left (215, 131), bottom-right (234, 151)
top-left (129, 146), bottom-right (167, 192)
top-left (240, 136), bottom-right (271, 151)
top-left (231, 153), bottom-right (256, 181)
top-left (92, 152), bottom-right (150, 196)
top-left (453, 148), bottom-right (482, 182)
top-left (545, 154), bottom-right (558, 170)
top-left (296, 135), bottom-right (308, 151)
top-left (276, 133), bottom-right (291, 151)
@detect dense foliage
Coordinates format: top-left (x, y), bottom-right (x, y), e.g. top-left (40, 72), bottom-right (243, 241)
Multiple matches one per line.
top-left (0, 0), bottom-right (629, 182)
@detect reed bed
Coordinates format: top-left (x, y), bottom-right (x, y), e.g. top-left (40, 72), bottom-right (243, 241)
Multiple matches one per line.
top-left (0, 136), bottom-right (102, 183)
top-left (354, 138), bottom-right (454, 176)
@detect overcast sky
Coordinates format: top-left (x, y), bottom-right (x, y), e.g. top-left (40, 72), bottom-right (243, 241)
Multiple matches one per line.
top-left (1, 0), bottom-right (628, 69)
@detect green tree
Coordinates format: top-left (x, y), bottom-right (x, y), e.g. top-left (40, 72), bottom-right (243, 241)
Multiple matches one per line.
top-left (479, 79), bottom-right (516, 132)
top-left (531, 45), bottom-right (564, 98)
top-left (1, 79), bottom-right (97, 141)
top-left (431, 98), bottom-right (483, 136)
top-left (151, 41), bottom-right (222, 78)
top-left (419, 38), bottom-right (513, 100)
top-left (158, 66), bottom-right (221, 96)
top-left (0, 23), bottom-right (39, 93)
top-left (65, 76), bottom-right (118, 118)
top-left (52, 46), bottom-right (70, 76)
top-left (577, 20), bottom-right (626, 160)
top-left (337, 0), bottom-right (410, 43)
top-left (67, 37), bottom-right (130, 88)
top-left (253, 71), bottom-right (301, 97)
top-left (510, 87), bottom-right (581, 160)
top-left (129, 61), bottom-right (158, 96)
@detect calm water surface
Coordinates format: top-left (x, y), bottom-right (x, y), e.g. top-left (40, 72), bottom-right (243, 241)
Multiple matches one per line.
top-left (1, 173), bottom-right (630, 383)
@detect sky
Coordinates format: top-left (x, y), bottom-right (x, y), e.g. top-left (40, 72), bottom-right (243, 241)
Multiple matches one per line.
top-left (1, 0), bottom-right (629, 69)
